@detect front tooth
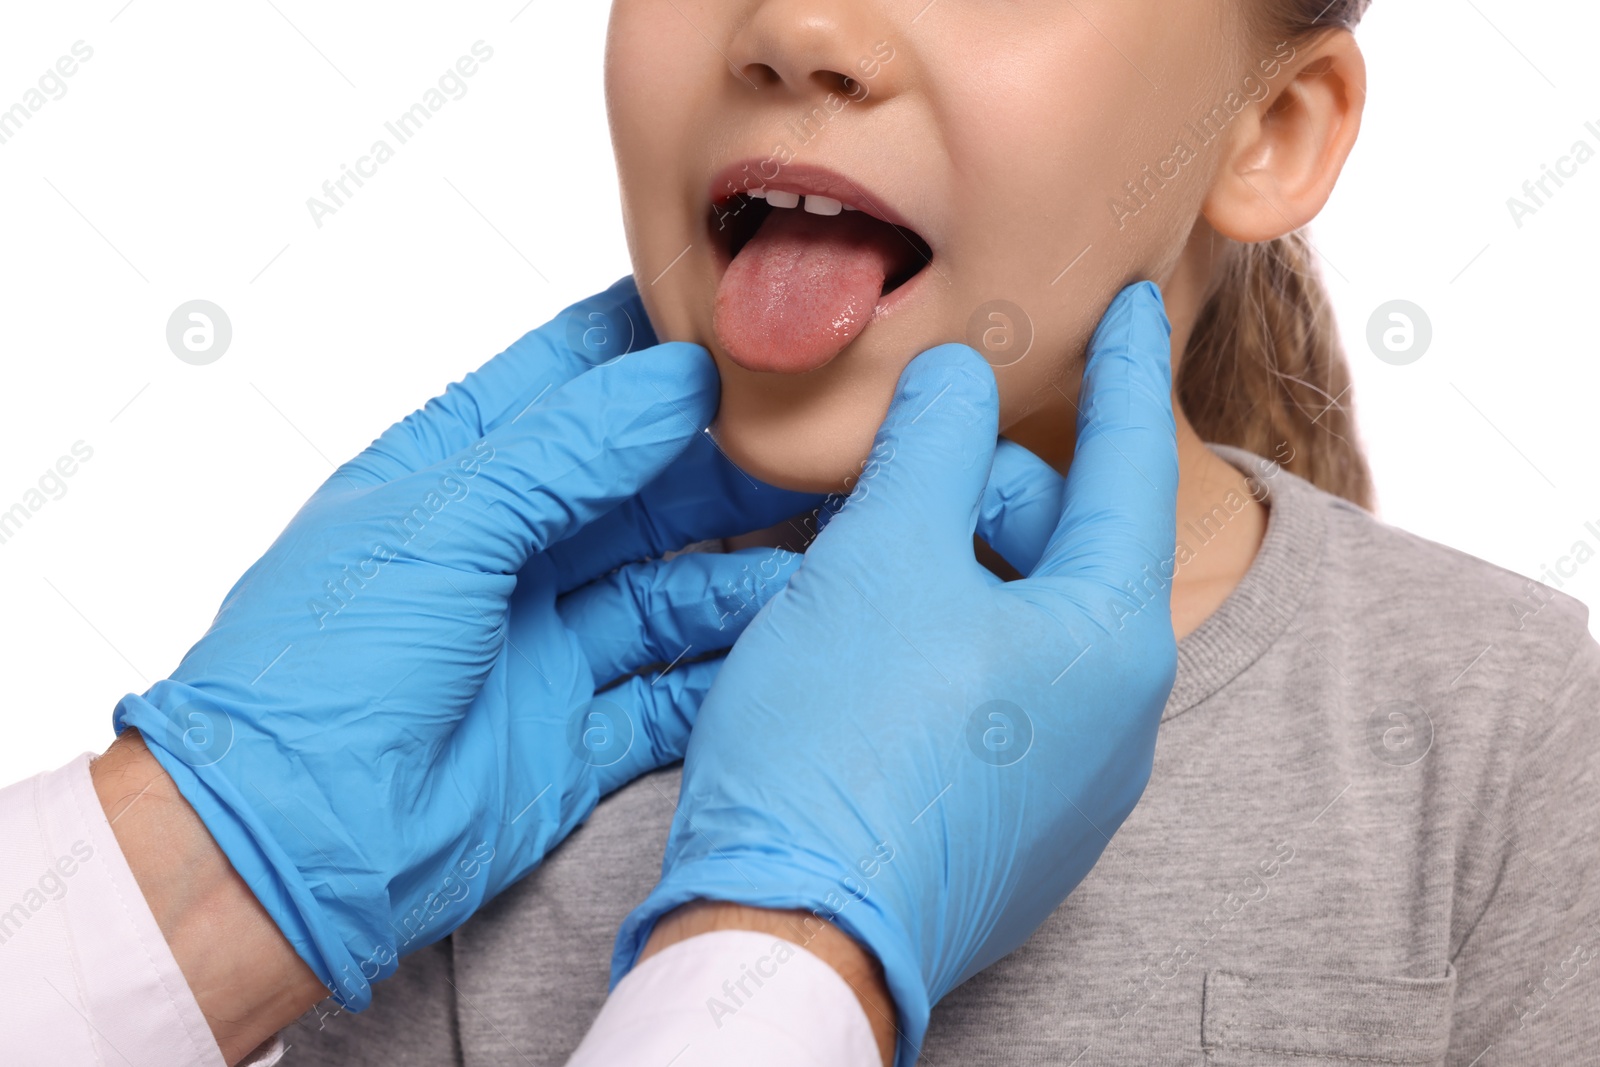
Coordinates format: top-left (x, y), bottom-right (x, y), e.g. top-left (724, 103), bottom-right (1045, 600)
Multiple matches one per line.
top-left (748, 188), bottom-right (767, 199)
top-left (804, 195), bottom-right (843, 216)
top-left (766, 190), bottom-right (800, 208)
top-left (842, 204), bottom-right (859, 211)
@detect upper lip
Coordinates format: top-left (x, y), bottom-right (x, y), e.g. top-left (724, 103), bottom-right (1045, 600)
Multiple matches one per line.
top-left (706, 159), bottom-right (927, 239)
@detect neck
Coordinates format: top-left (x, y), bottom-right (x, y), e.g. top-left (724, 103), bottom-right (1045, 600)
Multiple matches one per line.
top-left (1003, 222), bottom-right (1267, 638)
top-left (1167, 414), bottom-right (1268, 638)
top-left (1005, 397), bottom-right (1265, 641)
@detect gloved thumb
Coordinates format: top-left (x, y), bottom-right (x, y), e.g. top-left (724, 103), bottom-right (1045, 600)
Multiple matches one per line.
top-left (1030, 281), bottom-right (1178, 590)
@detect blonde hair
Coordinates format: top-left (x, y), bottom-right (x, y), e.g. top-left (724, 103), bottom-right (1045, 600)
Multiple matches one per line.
top-left (1178, 0), bottom-right (1375, 510)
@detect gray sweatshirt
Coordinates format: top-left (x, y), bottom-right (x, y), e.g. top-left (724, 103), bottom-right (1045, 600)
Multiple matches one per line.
top-left (283, 444), bottom-right (1600, 1066)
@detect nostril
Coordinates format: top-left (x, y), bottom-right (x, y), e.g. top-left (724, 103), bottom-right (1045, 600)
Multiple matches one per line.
top-left (739, 62), bottom-right (782, 89)
top-left (813, 69), bottom-right (859, 99)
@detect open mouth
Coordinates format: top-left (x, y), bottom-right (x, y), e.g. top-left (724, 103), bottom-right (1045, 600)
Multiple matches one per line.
top-left (713, 191), bottom-right (934, 297)
top-left (705, 166), bottom-right (935, 375)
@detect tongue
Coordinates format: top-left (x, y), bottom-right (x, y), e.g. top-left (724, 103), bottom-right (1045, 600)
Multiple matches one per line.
top-left (714, 207), bottom-right (903, 374)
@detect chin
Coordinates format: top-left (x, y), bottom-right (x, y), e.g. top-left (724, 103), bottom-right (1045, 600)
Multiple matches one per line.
top-left (711, 378), bottom-right (889, 495)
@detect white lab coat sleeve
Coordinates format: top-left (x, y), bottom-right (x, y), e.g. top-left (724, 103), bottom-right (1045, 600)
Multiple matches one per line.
top-left (565, 929), bottom-right (881, 1067)
top-left (0, 754), bottom-right (284, 1067)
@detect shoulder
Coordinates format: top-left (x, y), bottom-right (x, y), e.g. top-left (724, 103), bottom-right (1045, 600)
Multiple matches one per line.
top-left (1213, 443), bottom-right (1594, 716)
top-left (1291, 464), bottom-right (1593, 716)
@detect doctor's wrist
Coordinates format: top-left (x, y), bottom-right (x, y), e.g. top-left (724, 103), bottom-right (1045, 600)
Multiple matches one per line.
top-left (639, 900), bottom-right (897, 1066)
top-left (92, 729), bottom-right (325, 1065)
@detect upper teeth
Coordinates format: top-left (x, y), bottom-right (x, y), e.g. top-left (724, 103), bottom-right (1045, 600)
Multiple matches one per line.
top-left (755, 190), bottom-right (856, 215)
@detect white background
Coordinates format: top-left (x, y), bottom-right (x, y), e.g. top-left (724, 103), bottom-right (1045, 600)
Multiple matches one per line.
top-left (0, 1), bottom-right (1595, 787)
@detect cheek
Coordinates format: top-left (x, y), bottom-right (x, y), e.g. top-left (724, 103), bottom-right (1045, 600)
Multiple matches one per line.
top-left (934, 55), bottom-right (1222, 432)
top-left (605, 6), bottom-right (699, 180)
top-left (604, 0), bottom-right (679, 104)
top-left (604, 2), bottom-right (710, 345)
top-left (941, 12), bottom-right (1233, 257)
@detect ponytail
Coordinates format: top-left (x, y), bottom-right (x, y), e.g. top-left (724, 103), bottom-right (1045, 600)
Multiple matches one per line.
top-left (1179, 232), bottom-right (1375, 510)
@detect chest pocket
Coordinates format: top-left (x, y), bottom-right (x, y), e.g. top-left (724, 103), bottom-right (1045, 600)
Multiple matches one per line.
top-left (1201, 967), bottom-right (1457, 1065)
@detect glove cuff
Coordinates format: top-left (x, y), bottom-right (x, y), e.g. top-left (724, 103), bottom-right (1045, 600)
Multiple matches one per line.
top-left (113, 684), bottom-right (386, 1010)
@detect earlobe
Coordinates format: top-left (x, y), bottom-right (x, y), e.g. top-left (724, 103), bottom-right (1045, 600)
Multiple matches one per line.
top-left (1202, 31), bottom-right (1366, 244)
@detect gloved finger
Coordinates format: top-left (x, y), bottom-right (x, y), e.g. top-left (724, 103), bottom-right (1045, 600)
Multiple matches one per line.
top-left (545, 432), bottom-right (820, 594)
top-left (559, 546), bottom-right (803, 687)
top-left (976, 439), bottom-right (1066, 577)
top-left (1028, 282), bottom-right (1179, 591)
top-left (807, 344), bottom-right (1001, 570)
top-left (333, 279), bottom-right (653, 487)
top-left (421, 343), bottom-right (718, 575)
top-left (588, 656), bottom-right (723, 797)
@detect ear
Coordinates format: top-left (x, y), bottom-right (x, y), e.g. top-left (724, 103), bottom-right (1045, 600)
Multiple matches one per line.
top-left (1202, 31), bottom-right (1366, 243)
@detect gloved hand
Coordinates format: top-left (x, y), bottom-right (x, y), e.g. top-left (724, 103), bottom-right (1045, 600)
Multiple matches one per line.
top-left (114, 279), bottom-right (814, 1010)
top-left (613, 282), bottom-right (1180, 1065)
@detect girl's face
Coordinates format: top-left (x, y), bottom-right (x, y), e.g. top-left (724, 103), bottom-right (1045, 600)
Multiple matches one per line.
top-left (606, 0), bottom-right (1261, 492)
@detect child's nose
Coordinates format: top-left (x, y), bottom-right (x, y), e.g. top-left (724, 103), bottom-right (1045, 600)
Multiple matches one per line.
top-left (726, 0), bottom-right (907, 102)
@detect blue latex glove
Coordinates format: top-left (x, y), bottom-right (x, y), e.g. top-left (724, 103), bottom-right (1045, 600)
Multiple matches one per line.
top-left (613, 282), bottom-right (1180, 1064)
top-left (114, 279), bottom-right (814, 1010)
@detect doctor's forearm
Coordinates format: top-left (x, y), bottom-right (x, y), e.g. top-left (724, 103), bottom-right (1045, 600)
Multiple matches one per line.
top-left (641, 900), bottom-right (898, 1066)
top-left (92, 730), bottom-right (326, 1064)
